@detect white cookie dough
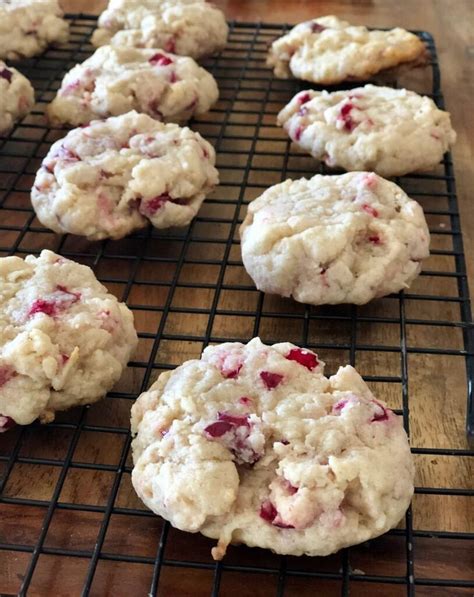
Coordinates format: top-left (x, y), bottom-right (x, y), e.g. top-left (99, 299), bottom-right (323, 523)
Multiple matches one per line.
top-left (0, 250), bottom-right (138, 429)
top-left (277, 85), bottom-right (456, 177)
top-left (92, 0), bottom-right (228, 60)
top-left (240, 172), bottom-right (430, 305)
top-left (131, 337), bottom-right (414, 559)
top-left (0, 0), bottom-right (69, 60)
top-left (0, 61), bottom-right (35, 134)
top-left (267, 15), bottom-right (426, 84)
top-left (32, 111), bottom-right (218, 240)
top-left (47, 45), bottom-right (219, 127)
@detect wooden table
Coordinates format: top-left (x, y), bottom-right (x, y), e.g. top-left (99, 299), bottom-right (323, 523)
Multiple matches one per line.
top-left (0, 1), bottom-right (472, 596)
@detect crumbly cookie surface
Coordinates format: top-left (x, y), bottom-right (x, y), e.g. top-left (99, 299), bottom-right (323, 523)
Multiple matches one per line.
top-left (47, 45), bottom-right (219, 127)
top-left (131, 337), bottom-right (414, 559)
top-left (31, 111), bottom-right (218, 240)
top-left (0, 0), bottom-right (69, 60)
top-left (267, 15), bottom-right (426, 84)
top-left (0, 250), bottom-right (138, 429)
top-left (0, 61), bottom-right (35, 134)
top-left (277, 85), bottom-right (456, 177)
top-left (240, 172), bottom-right (430, 305)
top-left (92, 0), bottom-right (228, 60)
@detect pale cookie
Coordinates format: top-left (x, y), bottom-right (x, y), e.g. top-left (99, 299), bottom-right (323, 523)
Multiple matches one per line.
top-left (0, 0), bottom-right (69, 60)
top-left (277, 85), bottom-right (456, 177)
top-left (0, 250), bottom-right (138, 430)
top-left (240, 172), bottom-right (430, 305)
top-left (92, 0), bottom-right (228, 60)
top-left (0, 61), bottom-right (35, 134)
top-left (32, 111), bottom-right (218, 240)
top-left (131, 337), bottom-right (414, 559)
top-left (267, 15), bottom-right (426, 84)
top-left (47, 45), bottom-right (219, 127)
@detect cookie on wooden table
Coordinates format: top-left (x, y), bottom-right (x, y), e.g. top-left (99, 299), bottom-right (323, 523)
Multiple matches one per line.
top-left (131, 337), bottom-right (414, 559)
top-left (0, 250), bottom-right (138, 431)
top-left (32, 111), bottom-right (218, 240)
top-left (277, 85), bottom-right (456, 177)
top-left (92, 0), bottom-right (228, 60)
top-left (47, 45), bottom-right (219, 127)
top-left (267, 15), bottom-right (426, 84)
top-left (240, 172), bottom-right (430, 305)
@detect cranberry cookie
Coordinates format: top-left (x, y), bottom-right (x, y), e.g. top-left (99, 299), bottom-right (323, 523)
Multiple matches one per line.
top-left (277, 85), bottom-right (456, 177)
top-left (47, 45), bottom-right (218, 127)
top-left (131, 337), bottom-right (414, 559)
top-left (92, 0), bottom-right (228, 60)
top-left (267, 15), bottom-right (426, 84)
top-left (0, 250), bottom-right (138, 430)
top-left (240, 172), bottom-right (430, 305)
top-left (0, 61), bottom-right (34, 134)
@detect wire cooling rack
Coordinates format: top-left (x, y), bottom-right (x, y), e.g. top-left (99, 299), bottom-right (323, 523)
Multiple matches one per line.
top-left (0, 14), bottom-right (473, 597)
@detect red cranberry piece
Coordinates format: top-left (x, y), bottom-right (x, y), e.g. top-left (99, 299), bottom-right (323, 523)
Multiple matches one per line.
top-left (339, 102), bottom-right (356, 132)
top-left (298, 92), bottom-right (312, 105)
top-left (239, 396), bottom-right (252, 406)
top-left (280, 439), bottom-right (290, 445)
top-left (28, 298), bottom-right (57, 317)
top-left (362, 204), bottom-right (379, 218)
top-left (149, 52), bottom-right (173, 66)
top-left (285, 348), bottom-right (319, 371)
top-left (368, 234), bottom-right (382, 245)
top-left (0, 68), bottom-right (13, 83)
top-left (371, 400), bottom-right (390, 422)
top-left (164, 37), bottom-right (176, 53)
top-left (260, 371), bottom-right (284, 390)
top-left (60, 354), bottom-right (69, 364)
top-left (223, 363), bottom-right (242, 379)
top-left (310, 22), bottom-right (326, 33)
top-left (273, 519), bottom-right (295, 529)
top-left (0, 415), bottom-right (16, 433)
top-left (0, 366), bottom-right (16, 387)
top-left (332, 399), bottom-right (348, 413)
top-left (204, 420), bottom-right (233, 437)
top-left (55, 145), bottom-right (80, 162)
top-left (259, 500), bottom-right (277, 522)
top-left (294, 125), bottom-right (303, 141)
top-left (282, 479), bottom-right (298, 495)
top-left (218, 412), bottom-right (250, 427)
top-left (139, 193), bottom-right (170, 217)
top-left (169, 71), bottom-right (179, 83)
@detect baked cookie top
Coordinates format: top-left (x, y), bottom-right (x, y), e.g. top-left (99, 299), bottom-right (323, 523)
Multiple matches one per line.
top-left (0, 60), bottom-right (35, 134)
top-left (0, 250), bottom-right (137, 428)
top-left (92, 0), bottom-right (228, 60)
top-left (0, 0), bottom-right (69, 60)
top-left (32, 111), bottom-right (218, 240)
top-left (240, 172), bottom-right (430, 305)
top-left (47, 45), bottom-right (219, 127)
top-left (131, 337), bottom-right (414, 559)
top-left (277, 85), bottom-right (456, 177)
top-left (267, 15), bottom-right (426, 84)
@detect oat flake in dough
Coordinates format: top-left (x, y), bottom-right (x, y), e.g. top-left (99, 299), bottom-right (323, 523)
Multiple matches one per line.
top-left (240, 172), bottom-right (430, 305)
top-left (267, 15), bottom-right (426, 84)
top-left (0, 250), bottom-right (138, 430)
top-left (0, 0), bottom-right (69, 60)
top-left (47, 45), bottom-right (219, 127)
top-left (0, 60), bottom-right (35, 134)
top-left (131, 337), bottom-right (414, 559)
top-left (277, 85), bottom-right (456, 177)
top-left (31, 111), bottom-right (219, 240)
top-left (92, 0), bottom-right (228, 60)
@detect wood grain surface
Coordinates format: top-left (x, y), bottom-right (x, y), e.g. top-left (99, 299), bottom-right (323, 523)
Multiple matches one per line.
top-left (0, 1), bottom-right (473, 596)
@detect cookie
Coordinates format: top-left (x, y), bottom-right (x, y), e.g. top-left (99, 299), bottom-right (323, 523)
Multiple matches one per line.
top-left (267, 15), bottom-right (426, 84)
top-left (131, 337), bottom-right (414, 559)
top-left (0, 250), bottom-right (138, 429)
top-left (92, 0), bottom-right (228, 60)
top-left (277, 85), bottom-right (456, 177)
top-left (0, 0), bottom-right (69, 60)
top-left (240, 172), bottom-right (430, 305)
top-left (47, 45), bottom-right (219, 127)
top-left (0, 61), bottom-right (35, 134)
top-left (31, 111), bottom-right (218, 240)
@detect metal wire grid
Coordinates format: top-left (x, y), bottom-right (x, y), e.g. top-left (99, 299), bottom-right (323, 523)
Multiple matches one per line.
top-left (0, 14), bottom-right (472, 597)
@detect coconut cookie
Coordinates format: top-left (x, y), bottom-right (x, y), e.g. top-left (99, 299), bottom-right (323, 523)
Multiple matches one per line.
top-left (267, 15), bottom-right (426, 84)
top-left (0, 0), bottom-right (69, 60)
top-left (131, 337), bottom-right (414, 559)
top-left (32, 111), bottom-right (218, 240)
top-left (277, 86), bottom-right (456, 177)
top-left (47, 45), bottom-right (219, 127)
top-left (92, 0), bottom-right (228, 60)
top-left (240, 172), bottom-right (430, 306)
top-left (0, 250), bottom-right (138, 430)
top-left (0, 61), bottom-right (35, 134)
